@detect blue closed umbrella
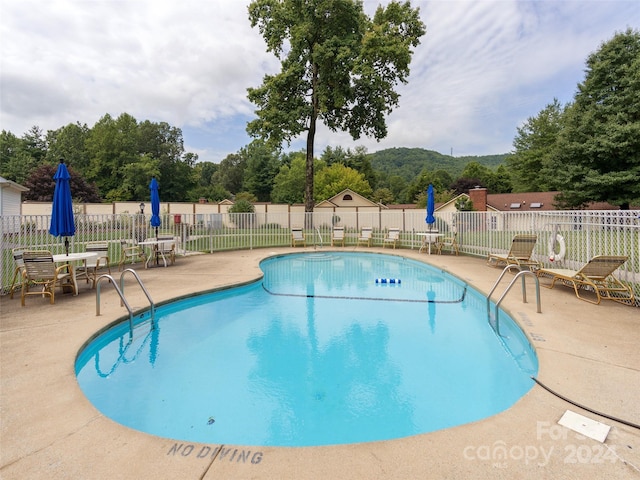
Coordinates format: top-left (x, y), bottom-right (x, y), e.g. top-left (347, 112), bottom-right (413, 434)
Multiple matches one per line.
top-left (49, 159), bottom-right (75, 255)
top-left (426, 184), bottom-right (436, 231)
top-left (150, 177), bottom-right (161, 238)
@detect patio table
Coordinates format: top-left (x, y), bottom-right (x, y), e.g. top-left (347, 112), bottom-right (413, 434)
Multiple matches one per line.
top-left (52, 252), bottom-right (98, 295)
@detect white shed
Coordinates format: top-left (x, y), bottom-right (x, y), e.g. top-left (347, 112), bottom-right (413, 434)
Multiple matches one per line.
top-left (1, 177), bottom-right (29, 233)
top-left (0, 177), bottom-right (28, 215)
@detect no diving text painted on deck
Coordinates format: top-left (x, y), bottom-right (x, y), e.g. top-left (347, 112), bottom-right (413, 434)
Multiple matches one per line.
top-left (167, 443), bottom-right (264, 465)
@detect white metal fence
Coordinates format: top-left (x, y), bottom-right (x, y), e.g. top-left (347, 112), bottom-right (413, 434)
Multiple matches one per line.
top-left (2, 210), bottom-right (638, 303)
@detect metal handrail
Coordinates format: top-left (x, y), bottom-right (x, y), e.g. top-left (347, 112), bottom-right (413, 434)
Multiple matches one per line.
top-left (486, 265), bottom-right (524, 317)
top-left (487, 266), bottom-right (542, 336)
top-left (494, 270), bottom-right (541, 316)
top-left (315, 227), bottom-right (323, 249)
top-left (96, 274), bottom-right (135, 339)
top-left (119, 268), bottom-right (155, 323)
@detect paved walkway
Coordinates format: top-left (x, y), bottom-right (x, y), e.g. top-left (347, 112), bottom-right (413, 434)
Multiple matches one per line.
top-left (1, 248), bottom-right (639, 479)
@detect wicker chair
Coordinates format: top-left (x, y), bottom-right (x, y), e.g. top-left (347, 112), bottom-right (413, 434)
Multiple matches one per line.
top-left (21, 250), bottom-right (74, 306)
top-left (119, 240), bottom-right (147, 271)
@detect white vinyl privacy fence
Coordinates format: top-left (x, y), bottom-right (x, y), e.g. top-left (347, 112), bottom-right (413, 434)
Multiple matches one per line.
top-left (2, 209), bottom-right (638, 303)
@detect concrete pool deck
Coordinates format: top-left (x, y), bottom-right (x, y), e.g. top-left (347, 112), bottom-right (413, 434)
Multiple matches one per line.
top-left (1, 248), bottom-right (638, 479)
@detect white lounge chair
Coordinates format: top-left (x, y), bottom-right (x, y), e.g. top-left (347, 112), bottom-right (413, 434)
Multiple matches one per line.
top-left (383, 228), bottom-right (400, 249)
top-left (331, 226), bottom-right (345, 247)
top-left (291, 227), bottom-right (306, 247)
top-left (357, 227), bottom-right (372, 247)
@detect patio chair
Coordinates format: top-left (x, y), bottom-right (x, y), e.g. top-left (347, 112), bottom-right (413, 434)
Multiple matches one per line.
top-left (357, 227), bottom-right (372, 247)
top-left (156, 236), bottom-right (177, 266)
top-left (8, 248), bottom-right (26, 299)
top-left (436, 231), bottom-right (459, 256)
top-left (78, 241), bottom-right (111, 287)
top-left (536, 255), bottom-right (635, 305)
top-left (21, 250), bottom-right (73, 306)
top-left (119, 240), bottom-right (147, 271)
top-left (383, 228), bottom-right (400, 249)
top-left (487, 234), bottom-right (539, 269)
top-left (291, 227), bottom-right (306, 247)
top-left (331, 226), bottom-right (345, 247)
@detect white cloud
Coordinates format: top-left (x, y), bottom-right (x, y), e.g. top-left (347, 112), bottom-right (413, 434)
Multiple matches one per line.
top-left (1, 0), bottom-right (638, 162)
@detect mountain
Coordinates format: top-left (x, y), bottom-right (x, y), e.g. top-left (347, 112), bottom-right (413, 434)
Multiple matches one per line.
top-left (368, 147), bottom-right (508, 182)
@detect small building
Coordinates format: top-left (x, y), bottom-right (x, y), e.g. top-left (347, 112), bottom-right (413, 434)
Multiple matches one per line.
top-left (0, 177), bottom-right (28, 216)
top-left (1, 177), bottom-right (29, 234)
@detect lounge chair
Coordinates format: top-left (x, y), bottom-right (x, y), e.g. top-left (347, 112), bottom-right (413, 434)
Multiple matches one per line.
top-left (357, 227), bottom-right (372, 247)
top-left (536, 255), bottom-right (635, 305)
top-left (21, 250), bottom-right (74, 306)
top-left (119, 240), bottom-right (147, 271)
top-left (291, 227), bottom-right (306, 247)
top-left (383, 228), bottom-right (400, 249)
top-left (487, 234), bottom-right (539, 269)
top-left (331, 226), bottom-right (345, 247)
top-left (436, 231), bottom-right (459, 256)
top-left (8, 247), bottom-right (26, 299)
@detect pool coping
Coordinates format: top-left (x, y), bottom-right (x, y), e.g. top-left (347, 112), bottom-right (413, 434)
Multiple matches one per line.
top-left (1, 248), bottom-right (639, 479)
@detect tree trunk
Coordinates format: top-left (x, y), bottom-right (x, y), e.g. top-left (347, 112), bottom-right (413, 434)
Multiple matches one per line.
top-left (305, 63), bottom-right (319, 215)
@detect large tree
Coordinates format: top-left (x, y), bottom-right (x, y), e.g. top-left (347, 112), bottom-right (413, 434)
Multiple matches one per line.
top-left (247, 0), bottom-right (426, 212)
top-left (23, 163), bottom-right (101, 202)
top-left (314, 162), bottom-right (372, 200)
top-left (507, 99), bottom-right (566, 192)
top-left (553, 28), bottom-right (640, 209)
top-left (241, 141), bottom-right (281, 202)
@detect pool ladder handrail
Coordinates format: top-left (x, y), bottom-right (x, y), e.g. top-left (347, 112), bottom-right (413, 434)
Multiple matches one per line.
top-left (487, 265), bottom-right (542, 323)
top-left (315, 226), bottom-right (323, 249)
top-left (95, 269), bottom-right (155, 339)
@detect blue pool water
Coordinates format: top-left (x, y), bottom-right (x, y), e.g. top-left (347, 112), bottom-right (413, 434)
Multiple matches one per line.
top-left (75, 252), bottom-right (537, 447)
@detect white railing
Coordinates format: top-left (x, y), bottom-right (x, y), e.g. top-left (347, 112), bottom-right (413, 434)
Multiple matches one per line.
top-left (2, 210), bottom-right (638, 303)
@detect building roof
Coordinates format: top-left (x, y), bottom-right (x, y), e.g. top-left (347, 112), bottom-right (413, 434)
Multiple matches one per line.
top-left (316, 189), bottom-right (379, 208)
top-left (0, 177), bottom-right (29, 192)
top-left (486, 191), bottom-right (560, 211)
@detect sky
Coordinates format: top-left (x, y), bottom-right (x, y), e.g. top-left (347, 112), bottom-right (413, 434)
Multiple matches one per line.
top-left (1, 1), bottom-right (638, 163)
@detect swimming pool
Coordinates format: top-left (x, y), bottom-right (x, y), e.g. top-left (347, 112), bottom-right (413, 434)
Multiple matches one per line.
top-left (75, 252), bottom-right (537, 447)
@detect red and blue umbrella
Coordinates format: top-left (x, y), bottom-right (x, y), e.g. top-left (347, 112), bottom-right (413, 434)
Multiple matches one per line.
top-left (150, 177), bottom-right (161, 238)
top-left (426, 184), bottom-right (436, 231)
top-left (49, 159), bottom-right (75, 255)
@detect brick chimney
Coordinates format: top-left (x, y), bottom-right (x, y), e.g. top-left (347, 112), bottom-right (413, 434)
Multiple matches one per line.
top-left (469, 186), bottom-right (487, 211)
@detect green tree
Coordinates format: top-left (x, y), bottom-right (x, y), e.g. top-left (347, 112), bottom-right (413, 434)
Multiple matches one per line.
top-left (229, 196), bottom-right (256, 229)
top-left (271, 155), bottom-right (307, 204)
top-left (507, 99), bottom-right (565, 192)
top-left (405, 169), bottom-right (447, 204)
top-left (320, 146), bottom-right (349, 166)
top-left (386, 174), bottom-right (408, 203)
top-left (0, 130), bottom-right (37, 184)
top-left (85, 113), bottom-right (139, 200)
top-left (490, 165), bottom-right (513, 194)
top-left (138, 120), bottom-right (194, 202)
top-left (241, 141), bottom-right (281, 202)
top-left (247, 0), bottom-right (426, 212)
top-left (119, 154), bottom-right (160, 201)
top-left (213, 153), bottom-right (246, 195)
top-left (372, 187), bottom-right (394, 204)
top-left (554, 29), bottom-right (640, 209)
top-left (46, 123), bottom-right (91, 174)
top-left (21, 126), bottom-right (48, 164)
top-left (314, 163), bottom-right (372, 201)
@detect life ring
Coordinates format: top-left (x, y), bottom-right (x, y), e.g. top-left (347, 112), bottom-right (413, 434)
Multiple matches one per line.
top-left (548, 234), bottom-right (566, 262)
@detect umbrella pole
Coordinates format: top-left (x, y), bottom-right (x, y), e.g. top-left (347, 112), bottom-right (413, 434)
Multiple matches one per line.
top-left (65, 237), bottom-right (69, 256)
